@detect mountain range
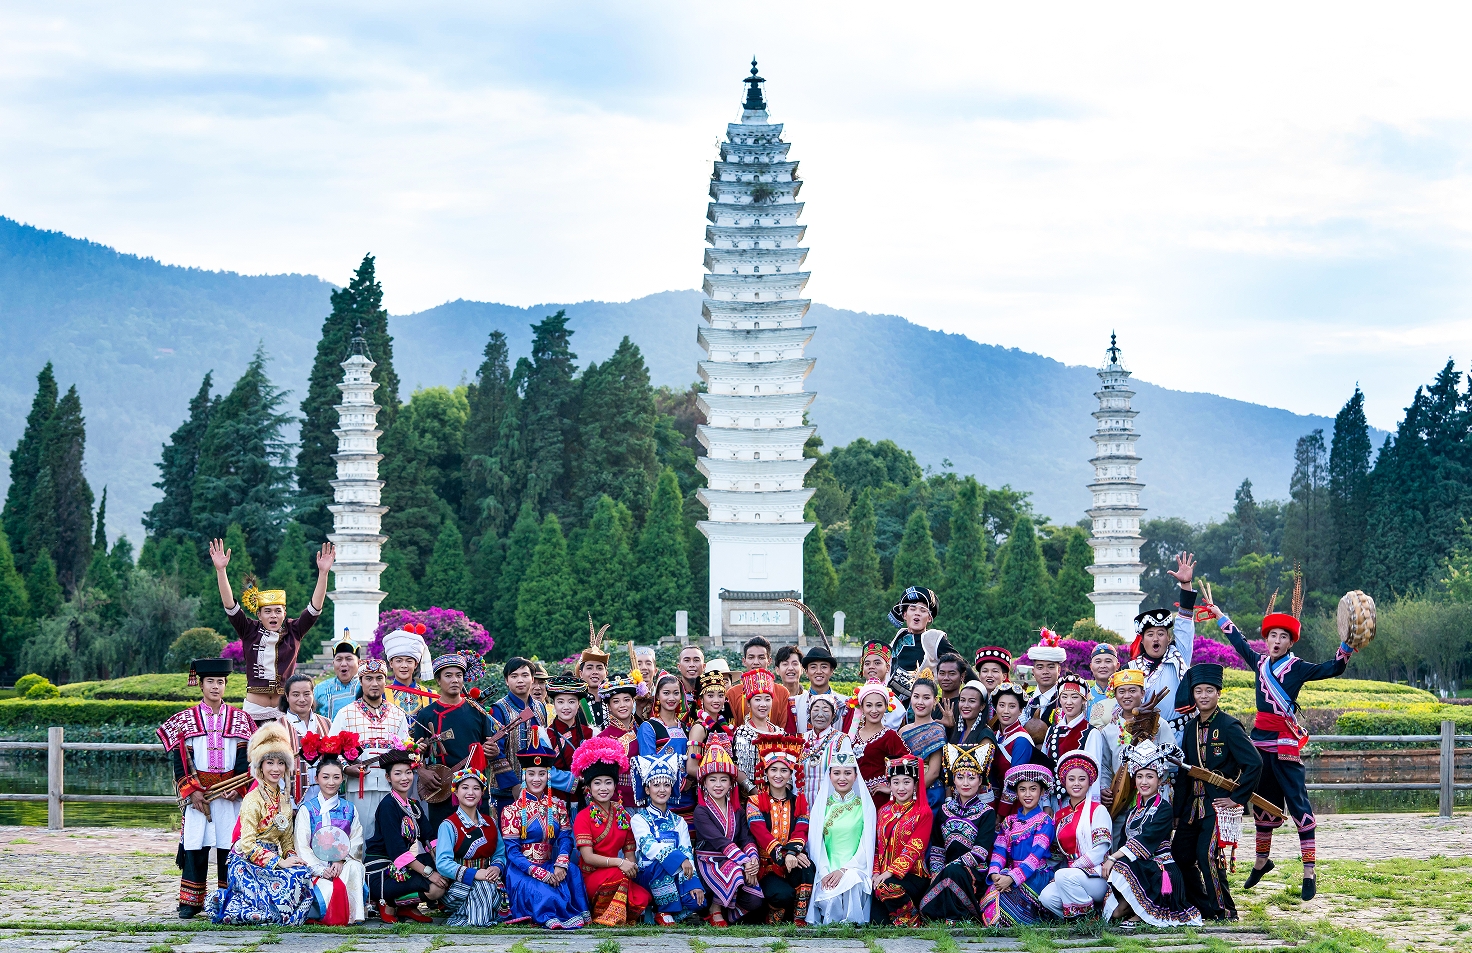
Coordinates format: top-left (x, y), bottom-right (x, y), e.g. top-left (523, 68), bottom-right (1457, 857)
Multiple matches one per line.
top-left (0, 215), bottom-right (1356, 547)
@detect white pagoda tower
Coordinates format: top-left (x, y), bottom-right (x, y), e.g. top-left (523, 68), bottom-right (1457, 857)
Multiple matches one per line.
top-left (695, 61), bottom-right (817, 644)
top-left (326, 324), bottom-right (388, 645)
top-left (1086, 334), bottom-right (1147, 635)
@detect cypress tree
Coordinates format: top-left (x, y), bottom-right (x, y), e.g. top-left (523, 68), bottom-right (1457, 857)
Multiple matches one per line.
top-left (26, 385), bottom-right (94, 593)
top-left (1328, 387), bottom-right (1373, 590)
top-left (198, 522), bottom-right (257, 635)
top-left (802, 501), bottom-right (839, 640)
top-left (990, 514), bottom-right (1051, 652)
top-left (495, 503), bottom-right (541, 653)
top-left (93, 487), bottom-right (109, 552)
top-left (1233, 479), bottom-right (1263, 558)
top-left (943, 479), bottom-right (991, 653)
top-left (571, 337), bottom-right (659, 523)
top-left (835, 489), bottom-right (886, 639)
top-left (267, 521), bottom-right (316, 612)
top-left (25, 550), bottom-right (62, 620)
top-left (2, 363), bottom-right (57, 568)
top-left (191, 348), bottom-right (294, 571)
top-left (296, 255), bottom-right (399, 539)
top-left (1282, 429), bottom-right (1333, 600)
top-left (143, 372), bottom-right (215, 542)
top-left (379, 414), bottom-right (448, 585)
top-left (422, 519), bottom-right (472, 612)
top-left (1049, 528), bottom-right (1095, 628)
top-left (888, 506), bottom-right (943, 607)
top-left (462, 330), bottom-right (514, 537)
top-left (519, 312), bottom-right (578, 514)
top-left (467, 533), bottom-right (504, 628)
top-left (380, 543), bottom-right (421, 612)
top-left (515, 513), bottom-right (579, 661)
top-left (1364, 390), bottom-right (1436, 595)
top-left (84, 544), bottom-right (123, 628)
top-left (575, 495), bottom-right (637, 638)
top-left (0, 528), bottom-right (32, 675)
top-left (634, 469), bottom-right (693, 644)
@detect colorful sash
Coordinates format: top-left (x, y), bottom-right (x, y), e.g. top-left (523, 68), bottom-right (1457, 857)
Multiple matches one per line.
top-left (1253, 652), bottom-right (1307, 761)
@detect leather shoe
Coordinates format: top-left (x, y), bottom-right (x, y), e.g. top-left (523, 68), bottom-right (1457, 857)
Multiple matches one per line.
top-left (1243, 859), bottom-right (1275, 889)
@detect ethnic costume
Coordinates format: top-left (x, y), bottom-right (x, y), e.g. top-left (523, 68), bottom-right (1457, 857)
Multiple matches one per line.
top-left (745, 735), bottom-right (813, 924)
top-left (1125, 586), bottom-right (1198, 731)
top-left (635, 713), bottom-right (695, 814)
top-left (798, 710), bottom-right (840, 802)
top-left (433, 769), bottom-right (509, 927)
top-left (806, 733), bottom-right (877, 925)
top-left (293, 782), bottom-right (367, 925)
top-left (1171, 664), bottom-right (1261, 921)
top-left (849, 680), bottom-right (909, 809)
top-left (207, 722), bottom-right (314, 925)
top-left (330, 667), bottom-right (411, 840)
top-left (992, 683), bottom-right (1035, 821)
top-left (226, 582), bottom-right (321, 725)
top-left (869, 755), bottom-right (932, 927)
top-left (1041, 675), bottom-right (1108, 801)
top-left (1103, 740), bottom-right (1203, 927)
top-left (1039, 751), bottom-right (1113, 920)
top-left (383, 626), bottom-right (436, 719)
top-left (578, 620), bottom-right (613, 731)
top-left (886, 587), bottom-right (956, 705)
top-left (979, 764), bottom-right (1056, 927)
top-left (313, 671), bottom-right (360, 721)
top-left (732, 668), bottom-right (787, 796)
top-left (1219, 600), bottom-right (1354, 899)
top-left (692, 744), bottom-right (763, 922)
top-left (572, 736), bottom-right (650, 926)
top-left (364, 753), bottom-right (438, 916)
top-left (501, 726), bottom-right (590, 929)
top-left (597, 673), bottom-right (643, 808)
top-left (631, 746), bottom-right (705, 922)
top-left (157, 659), bottom-right (254, 916)
top-left (410, 653), bottom-right (516, 831)
top-left (490, 689), bottom-right (549, 809)
top-left (921, 742), bottom-right (998, 921)
top-left (898, 718), bottom-right (948, 810)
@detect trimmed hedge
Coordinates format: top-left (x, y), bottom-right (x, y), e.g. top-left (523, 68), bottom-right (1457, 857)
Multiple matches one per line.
top-left (57, 673), bottom-right (248, 702)
top-left (0, 698), bottom-right (191, 728)
top-left (1335, 705), bottom-right (1472, 735)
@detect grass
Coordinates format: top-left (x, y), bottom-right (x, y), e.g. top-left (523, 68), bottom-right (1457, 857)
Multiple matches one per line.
top-left (594, 939), bottom-right (622, 953)
top-left (146, 945), bottom-right (172, 953)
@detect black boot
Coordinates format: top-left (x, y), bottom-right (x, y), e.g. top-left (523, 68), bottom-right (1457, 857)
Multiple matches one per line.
top-left (1301, 875), bottom-right (1316, 901)
top-left (178, 904), bottom-right (202, 920)
top-left (1242, 858), bottom-right (1275, 889)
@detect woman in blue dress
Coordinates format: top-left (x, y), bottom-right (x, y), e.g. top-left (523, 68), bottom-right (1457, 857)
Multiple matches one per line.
top-left (635, 674), bottom-right (695, 815)
top-left (500, 724), bottom-right (590, 929)
top-left (980, 763), bottom-right (1056, 927)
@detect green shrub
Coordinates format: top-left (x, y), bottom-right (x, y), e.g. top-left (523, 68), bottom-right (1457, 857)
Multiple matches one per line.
top-left (0, 698), bottom-right (192, 728)
top-left (13, 674), bottom-right (47, 696)
top-left (1335, 706), bottom-right (1472, 735)
top-left (24, 679), bottom-right (59, 699)
top-left (89, 673), bottom-right (247, 701)
top-left (163, 628), bottom-right (227, 672)
top-left (57, 680), bottom-right (102, 698)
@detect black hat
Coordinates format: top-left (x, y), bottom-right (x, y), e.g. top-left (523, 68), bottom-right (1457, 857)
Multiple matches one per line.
top-left (889, 586), bottom-right (939, 627)
top-left (189, 657), bottom-right (233, 686)
top-left (333, 639), bottom-right (359, 657)
top-left (802, 645), bottom-right (838, 668)
top-left (1174, 663), bottom-right (1225, 713)
top-left (1133, 608), bottom-right (1173, 635)
top-left (379, 748), bottom-right (418, 773)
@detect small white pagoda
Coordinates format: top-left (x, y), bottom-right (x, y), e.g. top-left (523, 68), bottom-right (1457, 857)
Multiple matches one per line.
top-left (326, 324), bottom-right (388, 645)
top-left (1086, 333), bottom-right (1147, 635)
top-left (695, 61), bottom-right (817, 644)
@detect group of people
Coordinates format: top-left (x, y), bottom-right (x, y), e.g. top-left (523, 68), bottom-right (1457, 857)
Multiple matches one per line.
top-left (157, 541), bottom-right (1358, 930)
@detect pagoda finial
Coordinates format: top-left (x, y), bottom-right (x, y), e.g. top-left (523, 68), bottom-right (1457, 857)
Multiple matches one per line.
top-left (350, 320), bottom-right (372, 360)
top-left (1106, 331), bottom-right (1121, 365)
top-left (743, 57), bottom-right (766, 111)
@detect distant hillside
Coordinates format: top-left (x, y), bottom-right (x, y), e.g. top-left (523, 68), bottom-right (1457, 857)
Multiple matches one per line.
top-left (0, 216), bottom-right (1354, 545)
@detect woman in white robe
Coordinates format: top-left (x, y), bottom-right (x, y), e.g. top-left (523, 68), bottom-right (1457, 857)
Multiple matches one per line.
top-left (804, 733), bottom-right (876, 925)
top-left (292, 754), bottom-right (367, 924)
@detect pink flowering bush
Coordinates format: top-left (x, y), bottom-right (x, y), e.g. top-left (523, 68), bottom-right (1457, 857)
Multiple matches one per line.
top-left (1022, 634), bottom-right (1251, 674)
top-left (221, 641), bottom-right (244, 662)
top-left (369, 607), bottom-right (494, 661)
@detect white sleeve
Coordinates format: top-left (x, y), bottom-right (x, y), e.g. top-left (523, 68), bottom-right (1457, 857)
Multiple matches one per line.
top-left (294, 808), bottom-right (329, 876)
top-left (350, 807), bottom-right (366, 861)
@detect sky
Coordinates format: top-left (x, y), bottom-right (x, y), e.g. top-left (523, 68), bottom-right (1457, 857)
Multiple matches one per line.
top-left (2, 3), bottom-right (1471, 430)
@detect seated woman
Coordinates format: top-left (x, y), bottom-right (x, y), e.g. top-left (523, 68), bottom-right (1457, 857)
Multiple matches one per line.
top-left (631, 746), bottom-right (706, 924)
top-left (921, 742), bottom-right (998, 922)
top-left (573, 736), bottom-right (651, 926)
top-left (732, 668), bottom-right (786, 798)
top-left (980, 763), bottom-right (1056, 927)
top-left (898, 677), bottom-right (949, 810)
top-left (502, 724), bottom-right (590, 929)
top-left (365, 744), bottom-right (448, 923)
top-left (1039, 750), bottom-right (1113, 921)
top-left (692, 743), bottom-right (763, 926)
top-left (870, 754), bottom-right (932, 927)
top-left (806, 734), bottom-right (876, 925)
top-left (292, 744), bottom-right (366, 925)
top-left (685, 672), bottom-right (736, 794)
top-left (848, 681), bottom-right (909, 810)
top-left (434, 768), bottom-right (508, 927)
top-left (1103, 740), bottom-right (1204, 927)
top-left (207, 722), bottom-right (314, 925)
top-left (745, 735), bottom-right (813, 924)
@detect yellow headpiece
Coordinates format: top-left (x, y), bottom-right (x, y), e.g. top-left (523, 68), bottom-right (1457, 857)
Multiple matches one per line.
top-left (1108, 669), bottom-right (1146, 694)
top-left (240, 577), bottom-right (287, 615)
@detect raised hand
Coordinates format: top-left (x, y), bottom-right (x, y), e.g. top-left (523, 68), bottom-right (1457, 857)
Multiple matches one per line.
top-left (316, 542), bottom-right (337, 573)
top-left (1167, 551), bottom-right (1196, 588)
top-left (209, 538), bottom-right (231, 571)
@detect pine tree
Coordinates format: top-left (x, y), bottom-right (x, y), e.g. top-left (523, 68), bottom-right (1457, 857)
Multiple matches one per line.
top-left (802, 501), bottom-right (839, 640)
top-left (467, 533), bottom-right (504, 627)
top-left (143, 372), bottom-right (215, 541)
top-left (93, 487), bottom-right (109, 553)
top-left (267, 521), bottom-right (316, 612)
top-left (494, 503), bottom-right (541, 653)
top-left (422, 519), bottom-right (472, 612)
top-left (515, 513), bottom-right (580, 661)
top-left (2, 363), bottom-right (57, 569)
top-left (990, 514), bottom-right (1051, 652)
top-left (571, 337), bottom-right (659, 523)
top-left (634, 469), bottom-right (693, 644)
top-left (519, 311), bottom-right (578, 514)
top-left (835, 489), bottom-right (886, 641)
top-left (296, 255), bottom-right (399, 539)
top-left (888, 506), bottom-right (943, 607)
top-left (25, 550), bottom-right (62, 620)
top-left (574, 495), bottom-right (637, 639)
top-left (943, 478), bottom-right (991, 653)
top-left (380, 543), bottom-right (420, 612)
top-left (1282, 429), bottom-right (1333, 602)
top-left (0, 528), bottom-right (32, 675)
top-left (378, 414), bottom-right (449, 585)
top-left (462, 330), bottom-right (514, 537)
top-left (1233, 479), bottom-right (1263, 558)
top-left (25, 385), bottom-right (94, 593)
top-left (1049, 528), bottom-right (1095, 628)
top-left (1364, 389), bottom-right (1436, 595)
top-left (191, 348), bottom-right (295, 571)
top-left (1328, 387), bottom-right (1373, 590)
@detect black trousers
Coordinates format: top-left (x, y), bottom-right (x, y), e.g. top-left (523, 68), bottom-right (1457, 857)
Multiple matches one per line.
top-left (870, 872), bottom-right (930, 925)
top-left (1172, 814), bottom-right (1235, 920)
top-left (760, 865), bottom-right (814, 920)
top-left (177, 846), bottom-right (228, 907)
top-left (367, 853), bottom-right (435, 905)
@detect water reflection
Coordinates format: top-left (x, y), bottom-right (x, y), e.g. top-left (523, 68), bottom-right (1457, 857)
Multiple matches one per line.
top-left (0, 752), bottom-right (179, 828)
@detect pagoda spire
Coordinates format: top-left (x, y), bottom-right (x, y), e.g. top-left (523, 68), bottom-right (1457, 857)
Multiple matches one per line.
top-left (1086, 334), bottom-right (1146, 635)
top-left (743, 58), bottom-right (766, 111)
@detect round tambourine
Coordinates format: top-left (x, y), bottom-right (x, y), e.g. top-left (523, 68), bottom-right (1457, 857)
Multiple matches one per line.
top-left (312, 825), bottom-right (353, 862)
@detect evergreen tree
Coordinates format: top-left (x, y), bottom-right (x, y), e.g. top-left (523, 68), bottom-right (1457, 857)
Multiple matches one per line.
top-left (835, 489), bottom-right (886, 640)
top-left (25, 385), bottom-right (94, 593)
top-left (1233, 479), bottom-right (1263, 558)
top-left (422, 519), bottom-right (472, 612)
top-left (191, 348), bottom-right (295, 570)
top-left (0, 528), bottom-right (32, 675)
top-left (888, 507), bottom-right (942, 606)
top-left (467, 534), bottom-right (504, 628)
top-left (570, 337), bottom-right (659, 523)
top-left (25, 550), bottom-right (62, 620)
top-left (515, 513), bottom-right (579, 661)
top-left (494, 503), bottom-right (541, 653)
top-left (634, 469), bottom-right (693, 644)
top-left (1282, 428), bottom-right (1333, 602)
top-left (143, 372), bottom-right (215, 541)
top-left (1328, 387), bottom-right (1373, 590)
top-left (296, 255), bottom-right (399, 539)
top-left (989, 514), bottom-right (1051, 652)
top-left (2, 363), bottom-right (57, 569)
top-left (84, 544), bottom-right (123, 628)
top-left (199, 522), bottom-right (256, 636)
top-left (267, 521), bottom-right (316, 612)
top-left (462, 331), bottom-right (514, 537)
top-left (378, 414), bottom-right (449, 585)
top-left (1364, 389), bottom-right (1437, 595)
top-left (519, 312), bottom-right (578, 514)
top-left (380, 543), bottom-right (420, 613)
top-left (802, 501), bottom-right (839, 641)
top-left (94, 487), bottom-right (109, 552)
top-left (575, 495), bottom-right (637, 639)
top-left (1049, 528), bottom-right (1095, 627)
top-left (943, 479), bottom-right (991, 653)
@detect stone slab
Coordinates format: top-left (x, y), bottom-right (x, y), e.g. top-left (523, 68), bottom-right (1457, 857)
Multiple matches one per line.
top-left (874, 940), bottom-right (938, 953)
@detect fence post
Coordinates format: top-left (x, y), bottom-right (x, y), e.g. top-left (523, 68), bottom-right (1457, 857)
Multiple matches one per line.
top-left (47, 726), bottom-right (64, 831)
top-left (1441, 719), bottom-right (1455, 819)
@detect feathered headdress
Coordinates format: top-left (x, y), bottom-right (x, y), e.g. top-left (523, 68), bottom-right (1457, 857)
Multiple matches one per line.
top-left (239, 574), bottom-right (286, 615)
top-left (1262, 562), bottom-right (1305, 642)
top-left (580, 615), bottom-right (611, 667)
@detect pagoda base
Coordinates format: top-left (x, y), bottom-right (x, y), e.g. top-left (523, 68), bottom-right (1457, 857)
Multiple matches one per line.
top-left (1089, 589), bottom-right (1146, 638)
top-left (698, 520), bottom-right (814, 646)
top-left (329, 590), bottom-right (386, 646)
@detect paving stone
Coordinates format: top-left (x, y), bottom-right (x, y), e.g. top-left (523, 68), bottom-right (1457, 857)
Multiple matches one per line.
top-left (874, 939), bottom-right (937, 953)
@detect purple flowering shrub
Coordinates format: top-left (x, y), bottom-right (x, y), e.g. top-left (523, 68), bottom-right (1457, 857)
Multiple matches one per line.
top-left (221, 641), bottom-right (244, 662)
top-left (369, 607), bottom-right (494, 661)
top-left (1022, 634), bottom-right (1252, 674)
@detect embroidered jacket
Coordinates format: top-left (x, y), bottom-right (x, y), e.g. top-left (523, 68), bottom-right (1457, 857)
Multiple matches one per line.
top-left (987, 804), bottom-right (1054, 886)
top-left (157, 702), bottom-right (253, 798)
top-left (1124, 587), bottom-right (1197, 722)
top-left (873, 796), bottom-right (932, 880)
top-left (1220, 614), bottom-right (1350, 760)
top-left (225, 601), bottom-right (320, 695)
top-left (928, 793), bottom-right (996, 871)
top-left (745, 790), bottom-right (809, 877)
top-left (1172, 708), bottom-right (1261, 820)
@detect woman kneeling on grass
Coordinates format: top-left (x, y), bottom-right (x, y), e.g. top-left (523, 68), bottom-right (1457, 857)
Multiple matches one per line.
top-left (1102, 740), bottom-right (1203, 927)
top-left (574, 736), bottom-right (651, 926)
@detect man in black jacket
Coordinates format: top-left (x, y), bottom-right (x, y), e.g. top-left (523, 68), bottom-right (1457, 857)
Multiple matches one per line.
top-left (1172, 663), bottom-right (1261, 921)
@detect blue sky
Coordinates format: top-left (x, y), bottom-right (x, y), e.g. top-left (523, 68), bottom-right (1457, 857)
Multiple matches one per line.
top-left (2, 2), bottom-right (1470, 429)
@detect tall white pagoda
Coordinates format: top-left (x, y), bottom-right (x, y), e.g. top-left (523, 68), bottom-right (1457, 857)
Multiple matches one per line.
top-left (326, 324), bottom-right (388, 645)
top-left (1086, 333), bottom-right (1147, 635)
top-left (695, 61), bottom-right (817, 644)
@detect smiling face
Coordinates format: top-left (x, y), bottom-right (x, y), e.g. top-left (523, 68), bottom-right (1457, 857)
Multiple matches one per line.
top-left (776, 652), bottom-right (803, 688)
top-left (1059, 685), bottom-right (1086, 720)
top-left (455, 777), bottom-right (483, 811)
top-left (645, 776), bottom-right (673, 809)
top-left (636, 654), bottom-right (658, 685)
top-left (994, 693), bottom-right (1021, 726)
top-left (910, 683), bottom-right (936, 719)
top-left (861, 655), bottom-right (889, 683)
top-left (861, 693), bottom-right (888, 726)
top-left (287, 680), bottom-right (313, 716)
top-left (523, 766), bottom-right (549, 794)
top-left (1090, 650), bottom-right (1119, 685)
top-left (657, 679), bottom-right (682, 715)
top-left (702, 772), bottom-right (732, 800)
top-left (829, 765), bottom-right (856, 794)
top-left (316, 761), bottom-right (343, 798)
top-left (552, 694), bottom-right (581, 725)
top-left (937, 660), bottom-right (963, 694)
top-left (1063, 766), bottom-right (1091, 800)
top-left (608, 691), bottom-right (635, 723)
top-left (978, 661), bottom-right (1007, 690)
top-left (805, 659), bottom-right (833, 690)
top-left (765, 761), bottom-right (792, 792)
top-left (1015, 778), bottom-right (1043, 811)
top-left (1114, 683), bottom-right (1144, 712)
top-left (958, 687), bottom-right (982, 722)
top-left (888, 773), bottom-right (917, 803)
top-left (701, 686), bottom-right (726, 717)
top-left (678, 648), bottom-right (705, 681)
top-left (505, 664), bottom-right (533, 699)
top-left (1134, 766), bottom-right (1159, 798)
top-left (1031, 659), bottom-right (1061, 690)
top-left (580, 659), bottom-right (607, 689)
top-left (389, 762), bottom-right (414, 793)
top-left (262, 754), bottom-right (288, 784)
top-left (808, 699), bottom-right (834, 732)
top-left (588, 775), bottom-right (616, 805)
top-left (1193, 683), bottom-right (1221, 715)
top-left (389, 655), bottom-right (418, 684)
top-left (749, 692), bottom-right (772, 721)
